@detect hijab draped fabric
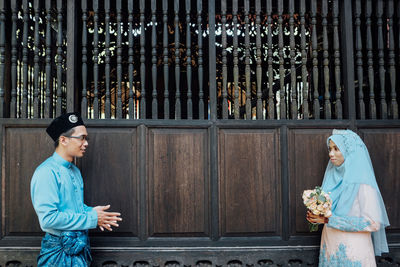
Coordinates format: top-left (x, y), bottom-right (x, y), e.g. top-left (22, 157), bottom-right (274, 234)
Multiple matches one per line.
top-left (321, 129), bottom-right (389, 256)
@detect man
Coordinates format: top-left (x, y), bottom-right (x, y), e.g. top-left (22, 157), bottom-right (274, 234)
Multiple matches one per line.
top-left (31, 112), bottom-right (122, 266)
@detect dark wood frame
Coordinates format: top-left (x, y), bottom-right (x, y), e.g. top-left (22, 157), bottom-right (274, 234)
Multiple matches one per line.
top-left (0, 0), bottom-right (400, 266)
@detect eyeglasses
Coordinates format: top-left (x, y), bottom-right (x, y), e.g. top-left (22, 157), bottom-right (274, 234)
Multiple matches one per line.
top-left (66, 135), bottom-right (89, 141)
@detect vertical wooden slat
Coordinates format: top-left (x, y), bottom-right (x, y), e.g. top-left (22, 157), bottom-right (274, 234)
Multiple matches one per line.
top-left (40, 62), bottom-right (44, 112)
top-left (300, 0), bottom-right (308, 120)
top-left (22, 0), bottom-right (29, 118)
top-left (354, 0), bottom-right (364, 119)
top-left (387, 0), bottom-right (398, 119)
top-left (45, 0), bottom-right (52, 118)
top-left (29, 65), bottom-right (32, 114)
top-left (398, 2), bottom-right (400, 117)
top-left (163, 0), bottom-right (169, 119)
top-left (33, 0), bottom-right (40, 118)
top-left (104, 0), bottom-right (111, 118)
top-left (81, 0), bottom-right (88, 119)
top-left (56, 0), bottom-right (63, 116)
top-left (29, 65), bottom-right (33, 113)
top-left (311, 0), bottom-right (320, 119)
top-left (233, 0), bottom-right (239, 119)
top-left (221, 0), bottom-right (228, 119)
top-left (278, 0), bottom-right (285, 119)
top-left (116, 0), bottom-right (122, 118)
top-left (289, 0), bottom-right (296, 119)
top-left (151, 0), bottom-right (157, 119)
top-left (333, 0), bottom-right (342, 119)
top-left (140, 0), bottom-right (146, 119)
top-left (92, 0), bottom-right (99, 118)
top-left (197, 0), bottom-right (204, 119)
top-left (340, 0), bottom-right (355, 121)
top-left (18, 54), bottom-right (21, 115)
top-left (365, 0), bottom-right (376, 119)
top-left (18, 52), bottom-right (22, 115)
top-left (267, 0), bottom-right (274, 119)
top-left (186, 0), bottom-right (192, 119)
top-left (376, 0), bottom-right (387, 119)
top-left (174, 0), bottom-right (181, 119)
top-left (52, 78), bottom-right (56, 113)
top-left (10, 1), bottom-right (17, 118)
top-left (0, 0), bottom-right (5, 117)
top-left (255, 0), bottom-right (262, 119)
top-left (66, 0), bottom-right (77, 113)
top-left (209, 0), bottom-right (216, 121)
top-left (244, 0), bottom-right (251, 119)
top-left (128, 0), bottom-right (135, 119)
top-left (322, 0), bottom-right (331, 119)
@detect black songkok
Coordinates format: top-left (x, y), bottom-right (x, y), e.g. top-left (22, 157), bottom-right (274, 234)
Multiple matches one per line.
top-left (46, 112), bottom-right (85, 141)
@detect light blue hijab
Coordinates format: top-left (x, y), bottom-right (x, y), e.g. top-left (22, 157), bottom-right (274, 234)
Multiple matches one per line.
top-left (321, 129), bottom-right (389, 256)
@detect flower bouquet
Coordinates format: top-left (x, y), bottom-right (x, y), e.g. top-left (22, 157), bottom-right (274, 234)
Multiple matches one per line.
top-left (302, 186), bottom-right (332, 232)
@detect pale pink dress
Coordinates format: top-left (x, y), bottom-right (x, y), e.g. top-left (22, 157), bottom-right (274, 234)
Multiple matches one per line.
top-left (318, 184), bottom-right (381, 267)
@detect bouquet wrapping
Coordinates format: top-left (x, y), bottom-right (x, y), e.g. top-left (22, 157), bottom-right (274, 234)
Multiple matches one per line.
top-left (302, 186), bottom-right (332, 232)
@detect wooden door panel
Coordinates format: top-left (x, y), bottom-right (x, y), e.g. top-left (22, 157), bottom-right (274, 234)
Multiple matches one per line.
top-left (288, 129), bottom-right (332, 235)
top-left (4, 127), bottom-right (53, 235)
top-left (361, 129), bottom-right (400, 231)
top-left (148, 128), bottom-right (209, 237)
top-left (219, 129), bottom-right (280, 236)
top-left (80, 128), bottom-right (138, 236)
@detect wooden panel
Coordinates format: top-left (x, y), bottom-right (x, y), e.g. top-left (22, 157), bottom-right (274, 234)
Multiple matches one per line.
top-left (80, 128), bottom-right (138, 236)
top-left (219, 129), bottom-right (280, 236)
top-left (360, 129), bottom-right (400, 231)
top-left (288, 129), bottom-right (332, 235)
top-left (4, 127), bottom-right (54, 235)
top-left (148, 129), bottom-right (208, 237)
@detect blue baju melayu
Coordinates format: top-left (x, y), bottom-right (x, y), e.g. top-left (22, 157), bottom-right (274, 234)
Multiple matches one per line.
top-left (31, 152), bottom-right (98, 266)
top-left (319, 130), bottom-right (389, 267)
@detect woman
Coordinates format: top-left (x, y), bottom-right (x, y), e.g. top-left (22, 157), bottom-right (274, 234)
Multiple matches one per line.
top-left (307, 129), bottom-right (389, 266)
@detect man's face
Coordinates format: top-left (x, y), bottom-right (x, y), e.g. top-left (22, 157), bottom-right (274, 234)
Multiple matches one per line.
top-left (64, 125), bottom-right (89, 158)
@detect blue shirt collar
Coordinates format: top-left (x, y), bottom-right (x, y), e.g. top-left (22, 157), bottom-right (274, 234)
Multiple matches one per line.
top-left (52, 152), bottom-right (72, 168)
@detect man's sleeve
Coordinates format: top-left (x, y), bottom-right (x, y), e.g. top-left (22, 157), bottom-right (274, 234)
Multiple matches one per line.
top-left (31, 167), bottom-right (98, 231)
top-left (83, 204), bottom-right (94, 213)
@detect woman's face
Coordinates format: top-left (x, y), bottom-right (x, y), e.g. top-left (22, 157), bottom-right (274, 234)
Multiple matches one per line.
top-left (328, 139), bottom-right (345, 166)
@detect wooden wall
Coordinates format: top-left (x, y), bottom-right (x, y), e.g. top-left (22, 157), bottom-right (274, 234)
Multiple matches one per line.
top-left (1, 121), bottom-right (400, 266)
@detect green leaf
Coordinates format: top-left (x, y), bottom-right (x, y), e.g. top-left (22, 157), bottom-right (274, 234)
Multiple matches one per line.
top-left (309, 223), bottom-right (319, 232)
top-left (318, 195), bottom-right (326, 202)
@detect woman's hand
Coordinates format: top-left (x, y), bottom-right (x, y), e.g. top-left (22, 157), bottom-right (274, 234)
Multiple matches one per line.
top-left (306, 210), bottom-right (329, 224)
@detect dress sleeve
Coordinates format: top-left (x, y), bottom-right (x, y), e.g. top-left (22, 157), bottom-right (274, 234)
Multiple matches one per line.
top-left (327, 184), bottom-right (380, 232)
top-left (31, 167), bottom-right (98, 231)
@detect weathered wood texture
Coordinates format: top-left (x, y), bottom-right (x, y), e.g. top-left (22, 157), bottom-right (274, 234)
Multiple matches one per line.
top-left (219, 129), bottom-right (280, 236)
top-left (4, 127), bottom-right (53, 236)
top-left (79, 128), bottom-right (138, 236)
top-left (0, 234), bottom-right (399, 266)
top-left (360, 128), bottom-right (400, 231)
top-left (1, 0), bottom-right (400, 264)
top-left (2, 0), bottom-right (399, 120)
top-left (148, 128), bottom-right (209, 236)
top-left (288, 129), bottom-right (332, 234)
top-left (1, 123), bottom-right (400, 264)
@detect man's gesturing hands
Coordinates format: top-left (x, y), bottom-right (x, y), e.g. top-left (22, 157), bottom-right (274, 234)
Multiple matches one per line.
top-left (93, 205), bottom-right (122, 231)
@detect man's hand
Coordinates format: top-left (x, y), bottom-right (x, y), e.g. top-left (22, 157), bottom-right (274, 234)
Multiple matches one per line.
top-left (93, 205), bottom-right (122, 231)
